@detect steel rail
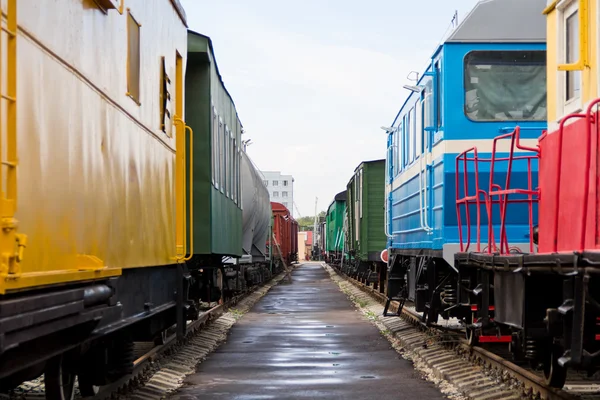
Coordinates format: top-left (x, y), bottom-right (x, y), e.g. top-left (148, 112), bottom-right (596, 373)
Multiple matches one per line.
top-left (329, 264), bottom-right (591, 400)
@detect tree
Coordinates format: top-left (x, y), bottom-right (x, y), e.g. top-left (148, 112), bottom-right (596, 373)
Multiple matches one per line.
top-left (296, 211), bottom-right (326, 231)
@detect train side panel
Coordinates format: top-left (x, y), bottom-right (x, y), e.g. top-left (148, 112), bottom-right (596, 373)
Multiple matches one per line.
top-left (186, 32), bottom-right (243, 258)
top-left (4, 0), bottom-right (187, 293)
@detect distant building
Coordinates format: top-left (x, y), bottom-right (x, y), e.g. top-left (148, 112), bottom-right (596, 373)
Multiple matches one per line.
top-left (298, 231), bottom-right (312, 261)
top-left (260, 171), bottom-right (295, 216)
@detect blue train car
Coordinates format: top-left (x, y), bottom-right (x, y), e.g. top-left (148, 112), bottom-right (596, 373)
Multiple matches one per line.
top-left (383, 0), bottom-right (547, 322)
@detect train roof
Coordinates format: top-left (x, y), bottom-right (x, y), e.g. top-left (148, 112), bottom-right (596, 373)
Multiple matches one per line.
top-left (334, 190), bottom-right (347, 202)
top-left (327, 190), bottom-right (347, 215)
top-left (446, 0), bottom-right (546, 43)
top-left (352, 159), bottom-right (385, 173)
top-left (188, 30), bottom-right (243, 129)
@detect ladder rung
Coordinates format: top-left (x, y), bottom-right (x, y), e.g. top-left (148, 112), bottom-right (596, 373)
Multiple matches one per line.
top-left (1, 95), bottom-right (15, 102)
top-left (1, 26), bottom-right (15, 37)
top-left (2, 161), bottom-right (17, 167)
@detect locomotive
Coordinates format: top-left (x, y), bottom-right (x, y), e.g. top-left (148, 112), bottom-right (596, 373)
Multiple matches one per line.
top-left (379, 0), bottom-right (600, 388)
top-left (454, 0), bottom-right (600, 387)
top-left (0, 2), bottom-right (289, 399)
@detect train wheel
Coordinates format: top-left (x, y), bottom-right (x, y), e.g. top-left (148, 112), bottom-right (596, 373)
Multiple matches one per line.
top-left (77, 373), bottom-right (100, 397)
top-left (543, 345), bottom-right (567, 388)
top-left (154, 329), bottom-right (169, 346)
top-left (45, 354), bottom-right (75, 400)
top-left (466, 328), bottom-right (478, 346)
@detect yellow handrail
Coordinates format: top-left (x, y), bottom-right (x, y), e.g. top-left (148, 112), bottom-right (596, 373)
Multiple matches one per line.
top-left (173, 119), bottom-right (194, 262)
top-left (558, 0), bottom-right (589, 71)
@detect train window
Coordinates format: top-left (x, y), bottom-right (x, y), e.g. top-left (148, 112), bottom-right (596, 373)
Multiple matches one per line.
top-left (564, 5), bottom-right (581, 107)
top-left (224, 125), bottom-right (229, 198)
top-left (436, 61), bottom-right (442, 128)
top-left (410, 106), bottom-right (416, 162)
top-left (359, 169), bottom-right (363, 219)
top-left (395, 121), bottom-right (402, 174)
top-left (159, 57), bottom-right (170, 133)
top-left (238, 148), bottom-right (241, 205)
top-left (230, 135), bottom-right (234, 200)
top-left (127, 11), bottom-right (141, 103)
top-left (212, 108), bottom-right (217, 186)
top-left (402, 111), bottom-right (412, 167)
top-left (219, 119), bottom-right (223, 192)
top-left (415, 98), bottom-right (422, 156)
top-left (423, 77), bottom-right (433, 135)
top-left (464, 50), bottom-right (546, 121)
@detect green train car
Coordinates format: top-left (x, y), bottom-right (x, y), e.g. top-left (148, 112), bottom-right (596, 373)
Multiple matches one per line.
top-left (185, 31), bottom-right (272, 305)
top-left (344, 159), bottom-right (387, 293)
top-left (325, 191), bottom-right (347, 263)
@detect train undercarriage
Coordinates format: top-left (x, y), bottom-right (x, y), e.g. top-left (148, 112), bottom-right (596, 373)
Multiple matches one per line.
top-left (0, 256), bottom-right (278, 399)
top-left (384, 247), bottom-right (600, 388)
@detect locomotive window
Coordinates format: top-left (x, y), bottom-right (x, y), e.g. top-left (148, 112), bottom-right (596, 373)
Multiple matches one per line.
top-left (404, 113), bottom-right (410, 168)
top-left (464, 51), bottom-right (546, 121)
top-left (127, 11), bottom-right (141, 103)
top-left (436, 61), bottom-right (442, 128)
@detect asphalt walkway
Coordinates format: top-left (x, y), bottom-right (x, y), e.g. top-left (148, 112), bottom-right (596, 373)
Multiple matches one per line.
top-left (170, 263), bottom-right (446, 400)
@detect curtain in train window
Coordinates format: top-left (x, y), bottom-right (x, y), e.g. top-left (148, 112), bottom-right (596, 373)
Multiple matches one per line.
top-left (464, 50), bottom-right (546, 121)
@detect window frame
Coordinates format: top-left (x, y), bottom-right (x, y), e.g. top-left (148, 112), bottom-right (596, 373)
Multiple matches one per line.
top-left (211, 107), bottom-right (217, 187)
top-left (463, 50), bottom-right (547, 122)
top-left (126, 10), bottom-right (141, 104)
top-left (557, 0), bottom-right (583, 116)
top-left (218, 118), bottom-right (224, 193)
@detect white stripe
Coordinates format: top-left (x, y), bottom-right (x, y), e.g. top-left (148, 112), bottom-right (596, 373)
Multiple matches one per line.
top-left (390, 138), bottom-right (539, 190)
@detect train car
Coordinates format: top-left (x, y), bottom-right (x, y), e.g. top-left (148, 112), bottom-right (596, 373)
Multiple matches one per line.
top-left (325, 190), bottom-right (347, 264)
top-left (0, 1), bottom-right (190, 398)
top-left (270, 202), bottom-right (298, 266)
top-left (184, 30), bottom-right (273, 304)
top-left (344, 160), bottom-right (387, 293)
top-left (383, 0), bottom-right (547, 324)
top-left (454, 0), bottom-right (600, 387)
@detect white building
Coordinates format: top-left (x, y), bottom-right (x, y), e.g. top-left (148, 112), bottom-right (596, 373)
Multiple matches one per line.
top-left (260, 171), bottom-right (295, 216)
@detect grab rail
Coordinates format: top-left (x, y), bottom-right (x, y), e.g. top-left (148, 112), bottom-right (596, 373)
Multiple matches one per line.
top-left (173, 118), bottom-right (194, 262)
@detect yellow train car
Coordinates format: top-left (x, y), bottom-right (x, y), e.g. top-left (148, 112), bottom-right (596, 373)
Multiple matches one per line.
top-left (544, 0), bottom-right (598, 123)
top-left (0, 0), bottom-right (190, 398)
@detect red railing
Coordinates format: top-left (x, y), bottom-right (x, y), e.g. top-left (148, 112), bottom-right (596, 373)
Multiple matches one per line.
top-left (546, 99), bottom-right (600, 253)
top-left (456, 127), bottom-right (539, 254)
top-left (455, 147), bottom-right (488, 252)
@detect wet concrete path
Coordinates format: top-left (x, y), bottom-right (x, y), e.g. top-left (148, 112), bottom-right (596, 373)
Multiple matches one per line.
top-left (170, 263), bottom-right (447, 400)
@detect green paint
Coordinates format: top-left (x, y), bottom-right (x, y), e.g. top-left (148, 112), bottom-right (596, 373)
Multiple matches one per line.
top-left (185, 32), bottom-right (243, 257)
top-left (346, 160), bottom-right (387, 262)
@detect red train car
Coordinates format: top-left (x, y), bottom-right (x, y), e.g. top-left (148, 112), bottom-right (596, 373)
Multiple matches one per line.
top-left (270, 202), bottom-right (298, 264)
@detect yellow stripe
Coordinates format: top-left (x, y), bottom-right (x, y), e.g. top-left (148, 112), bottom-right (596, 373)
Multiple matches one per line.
top-left (543, 0), bottom-right (558, 15)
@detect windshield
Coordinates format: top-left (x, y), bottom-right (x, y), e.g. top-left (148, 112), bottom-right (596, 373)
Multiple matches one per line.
top-left (464, 51), bottom-right (547, 121)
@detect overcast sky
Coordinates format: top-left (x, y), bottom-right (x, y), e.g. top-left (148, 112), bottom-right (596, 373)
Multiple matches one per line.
top-left (180, 0), bottom-right (479, 217)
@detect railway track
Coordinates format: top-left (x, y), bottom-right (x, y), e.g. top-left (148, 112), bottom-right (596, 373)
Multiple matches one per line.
top-left (2, 268), bottom-right (293, 400)
top-left (326, 263), bottom-right (600, 400)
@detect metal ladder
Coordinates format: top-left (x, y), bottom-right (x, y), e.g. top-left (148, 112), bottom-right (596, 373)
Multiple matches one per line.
top-left (0, 0), bottom-right (26, 277)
